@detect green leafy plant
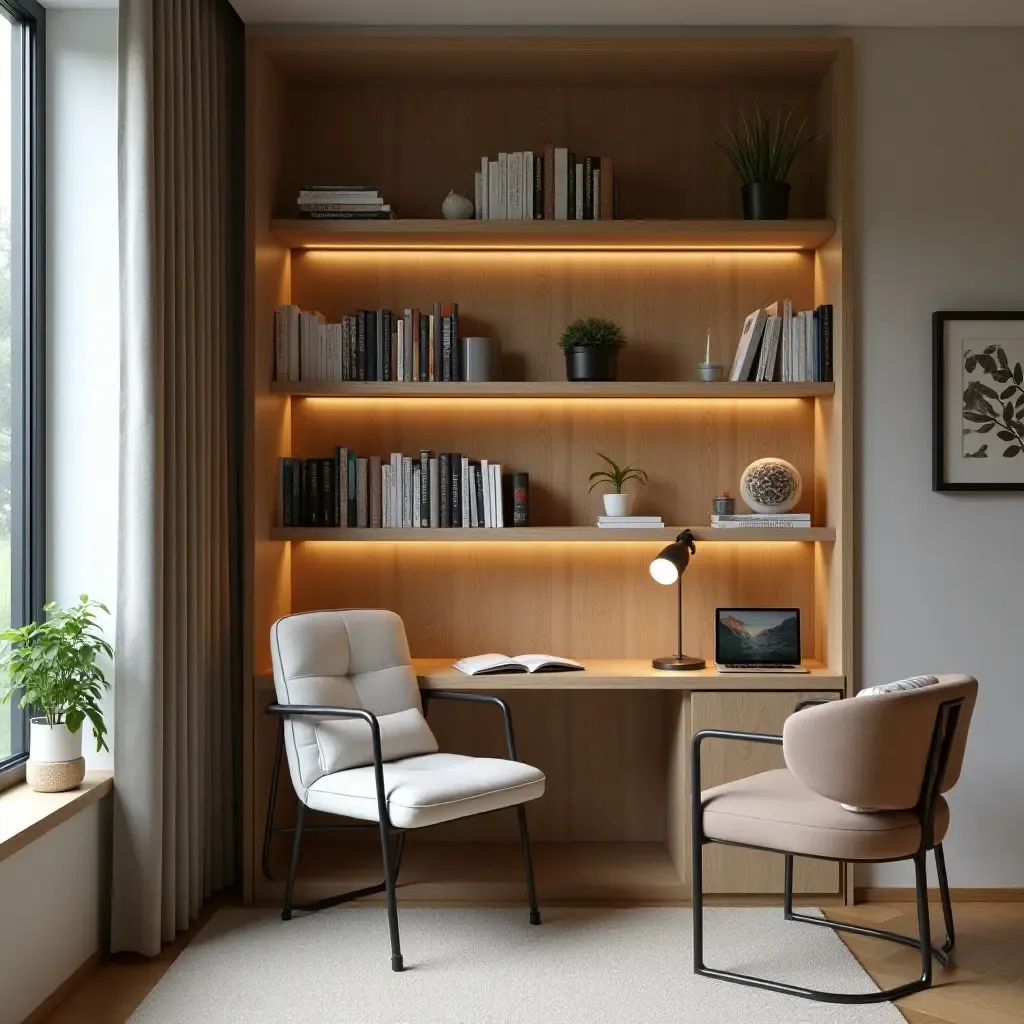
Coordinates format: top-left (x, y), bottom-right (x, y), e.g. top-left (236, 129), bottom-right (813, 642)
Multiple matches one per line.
top-left (588, 452), bottom-right (649, 495)
top-left (713, 107), bottom-right (820, 186)
top-left (0, 596), bottom-right (113, 751)
top-left (559, 317), bottom-right (626, 350)
top-left (962, 344), bottom-right (1024, 459)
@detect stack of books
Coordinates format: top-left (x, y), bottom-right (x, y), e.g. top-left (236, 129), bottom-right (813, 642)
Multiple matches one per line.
top-left (475, 148), bottom-right (616, 221)
top-left (596, 515), bottom-right (665, 529)
top-left (278, 450), bottom-right (516, 530)
top-left (296, 185), bottom-right (395, 220)
top-left (729, 301), bottom-right (833, 383)
top-left (274, 302), bottom-right (461, 383)
top-left (710, 513), bottom-right (811, 530)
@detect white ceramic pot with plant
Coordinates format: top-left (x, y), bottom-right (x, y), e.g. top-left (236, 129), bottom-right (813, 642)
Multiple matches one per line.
top-left (0, 596), bottom-right (113, 793)
top-left (589, 452), bottom-right (648, 518)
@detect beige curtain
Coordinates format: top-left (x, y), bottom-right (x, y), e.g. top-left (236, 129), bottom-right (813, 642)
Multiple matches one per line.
top-left (112, 0), bottom-right (243, 956)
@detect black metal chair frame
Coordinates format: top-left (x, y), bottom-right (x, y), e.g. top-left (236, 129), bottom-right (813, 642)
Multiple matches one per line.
top-left (691, 695), bottom-right (964, 1005)
top-left (263, 690), bottom-right (540, 972)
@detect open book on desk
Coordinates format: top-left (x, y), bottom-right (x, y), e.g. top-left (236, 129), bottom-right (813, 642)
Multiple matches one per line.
top-left (453, 653), bottom-right (585, 676)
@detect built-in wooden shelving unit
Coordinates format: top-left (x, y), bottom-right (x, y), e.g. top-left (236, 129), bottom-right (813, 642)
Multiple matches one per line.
top-left (246, 35), bottom-right (853, 910)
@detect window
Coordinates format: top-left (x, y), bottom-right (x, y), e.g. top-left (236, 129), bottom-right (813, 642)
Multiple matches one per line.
top-left (0, 0), bottom-right (44, 772)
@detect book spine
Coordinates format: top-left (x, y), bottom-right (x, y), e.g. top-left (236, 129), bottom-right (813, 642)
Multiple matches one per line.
top-left (286, 458), bottom-right (300, 526)
top-left (403, 309), bottom-right (413, 382)
top-left (298, 460), bottom-right (308, 525)
top-left (712, 514), bottom-right (811, 522)
top-left (553, 147), bottom-right (567, 219)
top-left (317, 322), bottom-right (327, 381)
top-left (442, 315), bottom-right (452, 382)
top-left (418, 312), bottom-right (429, 382)
top-left (429, 457), bottom-right (440, 527)
top-left (286, 305), bottom-right (299, 382)
top-left (461, 456), bottom-right (470, 527)
top-left (274, 306), bottom-right (287, 380)
top-left (543, 146), bottom-right (554, 220)
top-left (432, 301), bottom-right (443, 382)
top-left (369, 456), bottom-right (382, 527)
top-left (593, 168), bottom-right (600, 221)
top-left (534, 154), bottom-right (544, 220)
top-left (356, 311), bottom-right (367, 381)
top-left (320, 458), bottom-right (334, 527)
top-left (366, 309), bottom-right (377, 382)
top-left (439, 453), bottom-right (450, 527)
top-left (523, 151), bottom-right (533, 220)
top-left (468, 463), bottom-right (479, 527)
top-left (599, 157), bottom-right (614, 220)
top-left (400, 456), bottom-right (411, 528)
top-left (419, 449), bottom-right (430, 526)
top-left (381, 465), bottom-right (390, 527)
top-left (396, 319), bottom-right (404, 382)
top-left (308, 459), bottom-right (321, 525)
top-left (450, 454), bottom-right (462, 528)
top-left (574, 163), bottom-right (583, 219)
top-left (498, 152), bottom-right (508, 219)
top-left (480, 459), bottom-right (492, 527)
top-left (583, 156), bottom-right (594, 219)
top-left (412, 466), bottom-right (421, 528)
top-left (480, 156), bottom-right (489, 220)
top-left (450, 302), bottom-right (460, 382)
top-left (390, 454), bottom-right (400, 528)
top-left (298, 210), bottom-right (393, 220)
top-left (381, 309), bottom-right (392, 382)
top-left (492, 464), bottom-right (504, 527)
top-left (567, 152), bottom-right (576, 220)
top-left (488, 161), bottom-right (499, 222)
top-left (511, 472), bottom-right (529, 526)
top-left (821, 304), bottom-right (834, 382)
top-left (711, 520), bottom-right (811, 529)
top-left (473, 463), bottom-right (486, 526)
top-left (474, 170), bottom-right (482, 220)
top-left (347, 451), bottom-right (357, 526)
top-left (355, 459), bottom-right (368, 528)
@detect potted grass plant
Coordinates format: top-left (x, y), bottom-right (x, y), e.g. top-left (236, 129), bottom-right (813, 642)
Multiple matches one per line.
top-left (714, 107), bottom-right (820, 220)
top-left (0, 596), bottom-right (113, 792)
top-left (560, 317), bottom-right (626, 382)
top-left (589, 452), bottom-right (648, 517)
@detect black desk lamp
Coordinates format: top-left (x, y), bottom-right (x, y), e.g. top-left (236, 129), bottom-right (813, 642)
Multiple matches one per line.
top-left (649, 530), bottom-right (706, 671)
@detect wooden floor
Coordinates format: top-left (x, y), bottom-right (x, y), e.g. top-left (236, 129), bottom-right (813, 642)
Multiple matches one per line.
top-left (37, 900), bottom-right (1024, 1023)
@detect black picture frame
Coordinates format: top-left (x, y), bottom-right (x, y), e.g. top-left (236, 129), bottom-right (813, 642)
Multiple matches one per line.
top-left (933, 310), bottom-right (1024, 492)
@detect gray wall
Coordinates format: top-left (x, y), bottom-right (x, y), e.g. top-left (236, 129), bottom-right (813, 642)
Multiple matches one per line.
top-left (853, 28), bottom-right (1024, 886)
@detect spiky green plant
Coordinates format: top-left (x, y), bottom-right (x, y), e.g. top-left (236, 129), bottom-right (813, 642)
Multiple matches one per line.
top-left (588, 452), bottom-right (648, 495)
top-left (714, 108), bottom-right (820, 185)
top-left (559, 317), bottom-right (626, 350)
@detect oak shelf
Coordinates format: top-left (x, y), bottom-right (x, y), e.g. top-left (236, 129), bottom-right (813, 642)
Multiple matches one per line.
top-left (270, 217), bottom-right (836, 252)
top-left (268, 526), bottom-right (835, 543)
top-left (270, 380), bottom-right (835, 399)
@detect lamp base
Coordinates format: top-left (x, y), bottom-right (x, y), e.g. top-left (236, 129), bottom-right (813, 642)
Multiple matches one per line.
top-left (652, 654), bottom-right (707, 671)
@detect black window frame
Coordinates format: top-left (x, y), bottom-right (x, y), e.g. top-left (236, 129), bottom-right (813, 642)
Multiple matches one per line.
top-left (1, 0), bottom-right (45, 778)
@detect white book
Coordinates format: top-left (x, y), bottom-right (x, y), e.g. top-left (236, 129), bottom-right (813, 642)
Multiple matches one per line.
top-left (396, 320), bottom-right (404, 382)
top-left (508, 152), bottom-right (518, 220)
top-left (335, 323), bottom-right (345, 382)
top-left (730, 308), bottom-right (768, 381)
top-left (524, 151), bottom-right (533, 219)
top-left (469, 466), bottom-right (479, 527)
top-left (325, 323), bottom-right (336, 382)
top-left (480, 156), bottom-right (489, 220)
top-left (480, 459), bottom-right (492, 527)
top-left (317, 323), bottom-right (327, 381)
top-left (298, 189), bottom-right (381, 202)
top-left (596, 521), bottom-right (666, 529)
top-left (711, 519), bottom-right (811, 529)
top-left (800, 311), bottom-right (809, 381)
top-left (782, 299), bottom-right (793, 382)
top-left (381, 465), bottom-right (389, 527)
top-left (757, 317), bottom-right (782, 381)
top-left (498, 153), bottom-right (508, 220)
top-left (429, 457), bottom-right (440, 527)
top-left (390, 454), bottom-right (401, 528)
top-left (593, 168), bottom-right (601, 221)
top-left (413, 466), bottom-right (421, 527)
top-left (274, 305), bottom-right (287, 381)
top-left (337, 448), bottom-right (348, 529)
top-left (401, 457), bottom-right (411, 528)
top-left (575, 164), bottom-right (584, 219)
top-left (356, 458), bottom-right (368, 528)
top-left (461, 456), bottom-right (470, 527)
top-left (299, 311), bottom-right (313, 381)
top-left (286, 305), bottom-right (300, 382)
top-left (454, 653), bottom-right (584, 676)
top-left (491, 464), bottom-right (504, 528)
top-left (554, 148), bottom-right (568, 219)
top-left (474, 171), bottom-right (482, 221)
top-left (597, 516), bottom-right (664, 524)
top-left (712, 513), bottom-right (810, 522)
top-left (488, 161), bottom-right (500, 221)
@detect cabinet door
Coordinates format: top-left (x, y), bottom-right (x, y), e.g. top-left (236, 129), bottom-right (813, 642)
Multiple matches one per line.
top-left (690, 691), bottom-right (842, 896)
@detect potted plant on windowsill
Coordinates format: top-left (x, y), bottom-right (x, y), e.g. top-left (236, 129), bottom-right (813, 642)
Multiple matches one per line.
top-left (0, 596), bottom-right (113, 793)
top-left (589, 452), bottom-right (648, 517)
top-left (713, 107), bottom-right (820, 220)
top-left (560, 316), bottom-right (626, 382)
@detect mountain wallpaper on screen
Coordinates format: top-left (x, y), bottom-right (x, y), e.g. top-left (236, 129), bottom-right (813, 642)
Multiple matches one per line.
top-left (717, 610), bottom-right (800, 662)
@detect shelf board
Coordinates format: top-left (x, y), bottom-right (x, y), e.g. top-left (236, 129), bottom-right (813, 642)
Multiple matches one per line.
top-left (270, 218), bottom-right (835, 252)
top-left (270, 380), bottom-right (835, 399)
top-left (268, 526), bottom-right (835, 543)
top-left (255, 658), bottom-right (843, 693)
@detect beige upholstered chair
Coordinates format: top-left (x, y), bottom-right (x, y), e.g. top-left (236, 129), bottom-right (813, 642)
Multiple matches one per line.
top-left (263, 609), bottom-right (546, 971)
top-left (691, 674), bottom-right (977, 1004)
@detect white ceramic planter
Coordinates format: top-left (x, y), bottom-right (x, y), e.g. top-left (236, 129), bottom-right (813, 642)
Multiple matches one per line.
top-left (27, 719), bottom-right (85, 793)
top-left (602, 493), bottom-right (633, 517)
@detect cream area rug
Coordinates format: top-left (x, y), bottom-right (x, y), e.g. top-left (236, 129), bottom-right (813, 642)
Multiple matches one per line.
top-left (129, 907), bottom-right (905, 1023)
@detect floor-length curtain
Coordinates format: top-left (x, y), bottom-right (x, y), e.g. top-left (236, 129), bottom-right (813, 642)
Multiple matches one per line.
top-left (112, 0), bottom-right (243, 956)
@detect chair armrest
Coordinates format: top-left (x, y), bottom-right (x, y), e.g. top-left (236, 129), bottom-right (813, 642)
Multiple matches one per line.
top-left (421, 690), bottom-right (519, 761)
top-left (793, 697), bottom-right (836, 714)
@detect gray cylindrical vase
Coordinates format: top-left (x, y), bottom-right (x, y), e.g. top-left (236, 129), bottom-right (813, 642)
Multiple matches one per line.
top-left (461, 336), bottom-right (501, 382)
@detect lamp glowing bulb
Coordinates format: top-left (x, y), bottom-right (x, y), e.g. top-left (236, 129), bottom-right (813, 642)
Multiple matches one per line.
top-left (649, 557), bottom-right (680, 585)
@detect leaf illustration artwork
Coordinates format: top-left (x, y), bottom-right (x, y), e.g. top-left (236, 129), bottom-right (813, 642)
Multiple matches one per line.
top-left (962, 341), bottom-right (1024, 461)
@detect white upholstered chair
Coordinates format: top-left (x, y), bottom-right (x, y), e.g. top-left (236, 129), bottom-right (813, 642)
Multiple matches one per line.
top-left (263, 609), bottom-right (546, 971)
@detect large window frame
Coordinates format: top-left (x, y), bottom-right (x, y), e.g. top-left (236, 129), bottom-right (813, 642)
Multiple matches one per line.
top-left (1, 0), bottom-right (45, 778)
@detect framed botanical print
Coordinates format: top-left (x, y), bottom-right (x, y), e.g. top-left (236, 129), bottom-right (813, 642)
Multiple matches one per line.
top-left (933, 311), bottom-right (1024, 491)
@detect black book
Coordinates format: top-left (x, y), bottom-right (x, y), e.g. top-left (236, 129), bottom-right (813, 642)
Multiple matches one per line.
top-left (367, 309), bottom-right (378, 382)
top-left (432, 301), bottom-right (443, 382)
top-left (347, 316), bottom-right (357, 382)
top-left (583, 156), bottom-right (594, 219)
top-left (382, 309), bottom-right (392, 382)
top-left (567, 151), bottom-right (576, 220)
top-left (439, 453), bottom-right (451, 527)
top-left (451, 302), bottom-right (460, 382)
top-left (534, 154), bottom-right (544, 220)
top-left (298, 461), bottom-right (309, 526)
top-left (419, 449), bottom-right (430, 526)
top-left (509, 471), bottom-right (529, 526)
top-left (472, 461), bottom-right (486, 527)
top-left (442, 316), bottom-right (452, 382)
top-left (290, 459), bottom-right (302, 527)
top-left (356, 310), bottom-right (367, 381)
top-left (820, 304), bottom-right (834, 382)
top-left (347, 449), bottom-right (357, 527)
top-left (308, 459), bottom-right (321, 526)
top-left (450, 454), bottom-right (462, 528)
top-left (320, 458), bottom-right (334, 527)
top-left (418, 313), bottom-right (430, 382)
top-left (333, 448), bottom-right (344, 526)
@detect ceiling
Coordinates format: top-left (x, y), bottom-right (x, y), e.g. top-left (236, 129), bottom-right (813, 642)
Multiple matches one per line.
top-left (224, 0), bottom-right (1024, 26)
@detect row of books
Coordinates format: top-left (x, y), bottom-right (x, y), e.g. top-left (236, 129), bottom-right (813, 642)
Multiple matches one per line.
top-left (475, 149), bottom-right (616, 221)
top-left (296, 185), bottom-right (395, 220)
top-left (710, 513), bottom-right (811, 529)
top-left (274, 304), bottom-right (462, 383)
top-left (277, 451), bottom-right (527, 529)
top-left (729, 303), bottom-right (834, 383)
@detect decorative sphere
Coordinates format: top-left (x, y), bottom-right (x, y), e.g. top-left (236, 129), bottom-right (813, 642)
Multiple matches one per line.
top-left (740, 457), bottom-right (803, 514)
top-left (441, 190), bottom-right (475, 220)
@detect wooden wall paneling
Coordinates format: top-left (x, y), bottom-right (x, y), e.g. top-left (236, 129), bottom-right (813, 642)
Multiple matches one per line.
top-left (690, 690), bottom-right (841, 895)
top-left (290, 250), bottom-right (815, 385)
top-left (665, 691), bottom-right (690, 890)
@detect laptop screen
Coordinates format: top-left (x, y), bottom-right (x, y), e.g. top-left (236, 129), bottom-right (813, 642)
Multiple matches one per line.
top-left (715, 608), bottom-right (801, 665)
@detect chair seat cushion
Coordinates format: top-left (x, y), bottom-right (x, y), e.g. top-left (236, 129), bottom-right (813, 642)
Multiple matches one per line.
top-left (701, 768), bottom-right (948, 861)
top-left (305, 752), bottom-right (546, 829)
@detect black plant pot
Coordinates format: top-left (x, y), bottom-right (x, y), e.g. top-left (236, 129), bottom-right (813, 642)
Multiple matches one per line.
top-left (564, 345), bottom-right (619, 382)
top-left (741, 182), bottom-right (791, 220)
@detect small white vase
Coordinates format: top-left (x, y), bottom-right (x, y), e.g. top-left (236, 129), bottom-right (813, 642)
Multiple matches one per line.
top-left (603, 493), bottom-right (633, 517)
top-left (27, 719), bottom-right (85, 793)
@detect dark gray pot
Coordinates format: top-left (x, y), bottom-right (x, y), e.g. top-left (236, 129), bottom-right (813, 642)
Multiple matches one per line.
top-left (563, 346), bottom-right (619, 382)
top-left (741, 182), bottom-right (791, 220)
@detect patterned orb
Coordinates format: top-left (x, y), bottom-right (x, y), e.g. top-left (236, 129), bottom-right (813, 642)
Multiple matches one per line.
top-left (739, 457), bottom-right (803, 514)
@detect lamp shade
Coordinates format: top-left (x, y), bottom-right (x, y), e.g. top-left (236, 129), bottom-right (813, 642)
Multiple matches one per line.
top-left (649, 531), bottom-right (697, 585)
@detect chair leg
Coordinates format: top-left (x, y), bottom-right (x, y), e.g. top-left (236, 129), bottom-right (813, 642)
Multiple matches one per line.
top-left (783, 854), bottom-right (794, 921)
top-left (691, 815), bottom-right (704, 972)
top-left (934, 843), bottom-right (956, 953)
top-left (378, 815), bottom-right (404, 972)
top-left (914, 849), bottom-right (934, 987)
top-left (282, 802), bottom-right (305, 921)
top-left (517, 804), bottom-right (541, 925)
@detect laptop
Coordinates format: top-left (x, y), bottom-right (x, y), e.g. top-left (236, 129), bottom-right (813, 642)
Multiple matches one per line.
top-left (714, 607), bottom-right (808, 674)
